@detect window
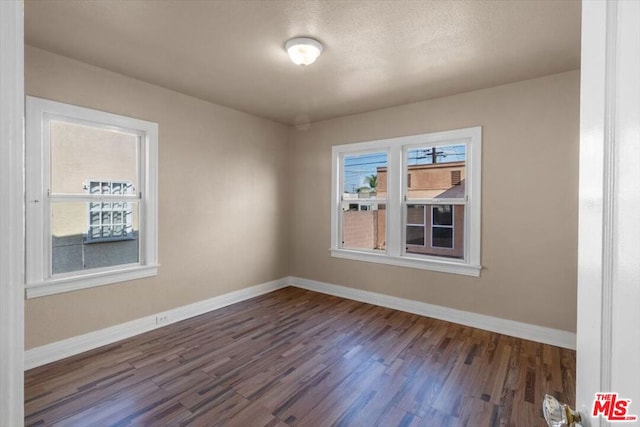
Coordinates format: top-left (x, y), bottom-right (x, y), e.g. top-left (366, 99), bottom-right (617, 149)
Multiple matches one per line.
top-left (331, 127), bottom-right (481, 276)
top-left (26, 97), bottom-right (159, 297)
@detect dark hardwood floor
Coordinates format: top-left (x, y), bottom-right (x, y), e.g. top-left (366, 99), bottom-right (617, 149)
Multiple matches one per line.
top-left (25, 287), bottom-right (575, 426)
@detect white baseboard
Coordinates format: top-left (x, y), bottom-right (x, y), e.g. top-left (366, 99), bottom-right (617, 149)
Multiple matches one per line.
top-left (24, 277), bottom-right (289, 370)
top-left (287, 276), bottom-right (576, 350)
top-left (25, 275), bottom-right (576, 370)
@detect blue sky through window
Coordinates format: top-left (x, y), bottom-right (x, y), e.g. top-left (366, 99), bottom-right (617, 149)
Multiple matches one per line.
top-left (343, 144), bottom-right (466, 193)
top-left (406, 144), bottom-right (466, 167)
top-left (344, 152), bottom-right (387, 193)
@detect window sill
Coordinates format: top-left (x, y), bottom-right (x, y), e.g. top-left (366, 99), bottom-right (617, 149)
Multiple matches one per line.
top-left (330, 248), bottom-right (481, 277)
top-left (26, 264), bottom-right (159, 298)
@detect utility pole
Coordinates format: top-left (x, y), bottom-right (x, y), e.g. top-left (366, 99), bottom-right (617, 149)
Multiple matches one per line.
top-left (412, 148), bottom-right (445, 163)
top-left (429, 147), bottom-right (445, 163)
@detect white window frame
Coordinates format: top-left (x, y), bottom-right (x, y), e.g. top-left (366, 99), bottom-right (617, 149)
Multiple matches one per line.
top-left (331, 126), bottom-right (481, 277)
top-left (26, 97), bottom-right (159, 298)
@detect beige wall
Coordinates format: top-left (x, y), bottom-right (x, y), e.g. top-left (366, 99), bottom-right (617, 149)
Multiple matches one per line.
top-left (290, 70), bottom-right (580, 333)
top-left (25, 46), bottom-right (291, 348)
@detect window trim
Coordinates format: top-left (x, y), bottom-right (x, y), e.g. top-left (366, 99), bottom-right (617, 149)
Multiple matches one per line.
top-left (331, 126), bottom-right (481, 277)
top-left (26, 97), bottom-right (159, 298)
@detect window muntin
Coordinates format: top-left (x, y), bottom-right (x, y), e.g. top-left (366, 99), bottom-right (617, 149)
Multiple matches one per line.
top-left (331, 127), bottom-right (481, 276)
top-left (26, 97), bottom-right (158, 297)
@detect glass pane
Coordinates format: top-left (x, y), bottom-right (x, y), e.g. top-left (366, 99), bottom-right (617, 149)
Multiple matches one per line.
top-left (50, 121), bottom-right (139, 195)
top-left (432, 205), bottom-right (453, 226)
top-left (112, 182), bottom-right (122, 195)
top-left (405, 204), bottom-right (464, 259)
top-left (432, 227), bottom-right (453, 248)
top-left (113, 211), bottom-right (123, 223)
top-left (101, 226), bottom-right (112, 238)
top-left (51, 201), bottom-right (139, 275)
top-left (89, 209), bottom-right (100, 226)
top-left (407, 204), bottom-right (425, 225)
top-left (90, 181), bottom-right (101, 194)
top-left (406, 144), bottom-right (466, 199)
top-left (341, 202), bottom-right (386, 251)
top-left (406, 226), bottom-right (425, 245)
top-left (343, 152), bottom-right (387, 200)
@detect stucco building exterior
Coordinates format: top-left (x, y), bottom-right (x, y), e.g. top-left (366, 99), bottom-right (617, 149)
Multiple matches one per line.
top-left (342, 160), bottom-right (465, 259)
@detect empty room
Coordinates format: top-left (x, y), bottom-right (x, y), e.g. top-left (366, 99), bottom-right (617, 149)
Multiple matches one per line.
top-left (1, 1), bottom-right (639, 426)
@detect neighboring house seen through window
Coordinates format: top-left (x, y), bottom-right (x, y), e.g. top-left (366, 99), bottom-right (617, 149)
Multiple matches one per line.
top-left (26, 97), bottom-right (159, 298)
top-left (331, 127), bottom-right (481, 276)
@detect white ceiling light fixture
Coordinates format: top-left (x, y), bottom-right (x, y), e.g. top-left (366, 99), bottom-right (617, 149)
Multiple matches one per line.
top-left (285, 37), bottom-right (323, 66)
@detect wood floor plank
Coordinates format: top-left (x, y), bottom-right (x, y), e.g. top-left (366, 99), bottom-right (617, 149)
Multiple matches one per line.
top-left (375, 405), bottom-right (422, 427)
top-left (25, 287), bottom-right (575, 426)
top-left (296, 359), bottom-right (388, 426)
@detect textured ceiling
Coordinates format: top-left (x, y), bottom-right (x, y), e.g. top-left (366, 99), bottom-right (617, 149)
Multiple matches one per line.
top-left (24, 0), bottom-right (581, 125)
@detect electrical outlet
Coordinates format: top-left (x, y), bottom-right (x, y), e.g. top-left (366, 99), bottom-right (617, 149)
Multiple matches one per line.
top-left (155, 314), bottom-right (170, 325)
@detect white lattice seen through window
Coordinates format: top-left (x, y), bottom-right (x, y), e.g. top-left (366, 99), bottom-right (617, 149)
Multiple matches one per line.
top-left (86, 180), bottom-right (135, 243)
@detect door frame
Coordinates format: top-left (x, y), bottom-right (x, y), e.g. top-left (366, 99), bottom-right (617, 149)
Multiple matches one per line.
top-left (0, 1), bottom-right (25, 426)
top-left (577, 0), bottom-right (640, 425)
